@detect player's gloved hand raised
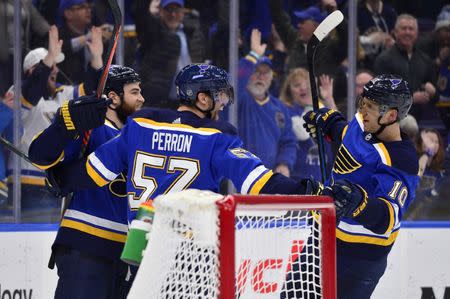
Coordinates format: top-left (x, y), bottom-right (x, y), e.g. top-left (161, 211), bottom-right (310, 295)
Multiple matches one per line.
top-left (55, 94), bottom-right (111, 137)
top-left (321, 179), bottom-right (368, 223)
top-left (302, 107), bottom-right (344, 139)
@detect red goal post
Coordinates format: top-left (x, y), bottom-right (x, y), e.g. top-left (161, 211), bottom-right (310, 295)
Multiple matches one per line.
top-left (219, 195), bottom-right (336, 299)
top-left (128, 190), bottom-right (336, 299)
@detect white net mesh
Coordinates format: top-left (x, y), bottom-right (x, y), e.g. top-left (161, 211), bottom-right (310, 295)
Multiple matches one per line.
top-left (128, 191), bottom-right (326, 299)
top-left (128, 189), bottom-right (223, 299)
top-left (235, 210), bottom-right (322, 299)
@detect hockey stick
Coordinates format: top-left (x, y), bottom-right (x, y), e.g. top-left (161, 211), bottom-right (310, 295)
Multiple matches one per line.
top-left (47, 1), bottom-right (123, 270)
top-left (306, 10), bottom-right (344, 183)
top-left (0, 135), bottom-right (33, 164)
top-left (96, 0), bottom-right (122, 99)
top-left (80, 0), bottom-right (122, 155)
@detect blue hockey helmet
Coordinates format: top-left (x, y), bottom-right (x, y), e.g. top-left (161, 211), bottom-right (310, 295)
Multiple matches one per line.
top-left (361, 74), bottom-right (412, 120)
top-left (104, 65), bottom-right (141, 95)
top-left (175, 64), bottom-right (234, 106)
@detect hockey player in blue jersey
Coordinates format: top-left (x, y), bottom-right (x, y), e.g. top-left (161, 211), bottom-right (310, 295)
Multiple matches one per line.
top-left (301, 74), bottom-right (420, 299)
top-left (28, 65), bottom-right (144, 299)
top-left (40, 63), bottom-right (327, 224)
top-left (34, 63), bottom-right (400, 297)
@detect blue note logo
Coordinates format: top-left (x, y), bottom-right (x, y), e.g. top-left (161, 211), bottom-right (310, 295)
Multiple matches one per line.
top-left (389, 79), bottom-right (402, 89)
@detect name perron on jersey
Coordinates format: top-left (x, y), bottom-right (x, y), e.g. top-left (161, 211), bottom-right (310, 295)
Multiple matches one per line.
top-left (86, 109), bottom-right (273, 221)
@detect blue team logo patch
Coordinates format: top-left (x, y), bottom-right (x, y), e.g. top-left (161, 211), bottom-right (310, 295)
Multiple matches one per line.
top-left (229, 148), bottom-right (257, 159)
top-left (390, 79), bottom-right (402, 89)
top-left (199, 64), bottom-right (211, 73)
top-left (192, 65), bottom-right (211, 79)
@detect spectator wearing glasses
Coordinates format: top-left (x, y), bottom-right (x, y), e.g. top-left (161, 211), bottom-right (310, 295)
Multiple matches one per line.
top-left (238, 29), bottom-right (297, 177)
top-left (57, 0), bottom-right (111, 84)
top-left (134, 0), bottom-right (206, 109)
top-left (56, 0), bottom-right (93, 84)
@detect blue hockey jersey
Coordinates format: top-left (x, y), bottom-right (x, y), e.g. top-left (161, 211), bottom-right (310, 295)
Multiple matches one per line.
top-left (237, 54), bottom-right (297, 171)
top-left (30, 120), bottom-right (129, 260)
top-left (330, 113), bottom-right (419, 260)
top-left (86, 109), bottom-right (274, 221)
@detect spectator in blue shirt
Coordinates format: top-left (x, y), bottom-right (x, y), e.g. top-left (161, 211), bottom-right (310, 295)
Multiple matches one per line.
top-left (238, 29), bottom-right (297, 177)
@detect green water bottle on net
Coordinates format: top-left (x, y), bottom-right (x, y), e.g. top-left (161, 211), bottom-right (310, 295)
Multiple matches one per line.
top-left (121, 201), bottom-right (155, 266)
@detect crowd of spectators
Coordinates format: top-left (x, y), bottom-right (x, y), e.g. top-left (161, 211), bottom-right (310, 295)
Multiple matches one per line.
top-left (0, 0), bottom-right (449, 222)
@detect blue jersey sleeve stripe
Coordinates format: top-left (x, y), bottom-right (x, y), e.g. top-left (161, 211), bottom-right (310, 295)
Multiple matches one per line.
top-left (60, 218), bottom-right (127, 243)
top-left (373, 143), bottom-right (392, 166)
top-left (88, 153), bottom-right (119, 181)
top-left (338, 218), bottom-right (395, 238)
top-left (377, 197), bottom-right (396, 234)
top-left (336, 227), bottom-right (398, 246)
top-left (86, 160), bottom-right (109, 186)
top-left (86, 156), bottom-right (114, 187)
top-left (249, 170), bottom-right (274, 195)
top-left (30, 130), bottom-right (65, 169)
top-left (31, 150), bottom-right (65, 170)
top-left (355, 112), bottom-right (364, 130)
top-left (104, 119), bottom-right (119, 130)
top-left (341, 125), bottom-right (348, 140)
top-left (240, 165), bottom-right (268, 194)
top-left (64, 209), bottom-right (129, 233)
top-left (31, 130), bottom-right (43, 143)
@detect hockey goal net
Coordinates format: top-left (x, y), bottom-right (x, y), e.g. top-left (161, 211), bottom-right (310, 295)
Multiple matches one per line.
top-left (128, 189), bottom-right (336, 299)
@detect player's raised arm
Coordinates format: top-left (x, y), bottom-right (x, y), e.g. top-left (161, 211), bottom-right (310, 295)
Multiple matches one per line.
top-left (303, 107), bottom-right (348, 143)
top-left (28, 94), bottom-right (110, 168)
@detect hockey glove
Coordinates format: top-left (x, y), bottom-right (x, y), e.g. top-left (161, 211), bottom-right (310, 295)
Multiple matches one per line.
top-left (321, 179), bottom-right (368, 223)
top-left (55, 95), bottom-right (111, 137)
top-left (291, 115), bottom-right (310, 141)
top-left (303, 107), bottom-right (344, 139)
top-left (298, 178), bottom-right (324, 195)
